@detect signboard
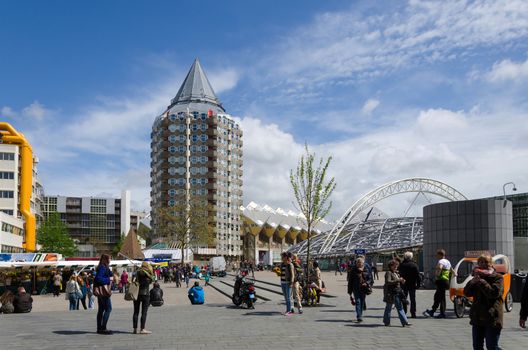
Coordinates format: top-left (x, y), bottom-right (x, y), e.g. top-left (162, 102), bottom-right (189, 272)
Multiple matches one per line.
top-left (464, 250), bottom-right (495, 258)
top-left (354, 249), bottom-right (366, 255)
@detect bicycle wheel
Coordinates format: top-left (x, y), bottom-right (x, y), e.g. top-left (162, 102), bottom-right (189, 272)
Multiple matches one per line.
top-left (454, 296), bottom-right (465, 318)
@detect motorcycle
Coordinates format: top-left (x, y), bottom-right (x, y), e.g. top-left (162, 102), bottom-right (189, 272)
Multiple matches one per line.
top-left (232, 273), bottom-right (256, 309)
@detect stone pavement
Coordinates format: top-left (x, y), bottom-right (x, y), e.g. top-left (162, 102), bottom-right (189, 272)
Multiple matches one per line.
top-left (0, 272), bottom-right (527, 350)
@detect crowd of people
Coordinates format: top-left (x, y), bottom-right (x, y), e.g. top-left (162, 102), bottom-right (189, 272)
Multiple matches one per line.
top-left (1, 248), bottom-right (527, 349)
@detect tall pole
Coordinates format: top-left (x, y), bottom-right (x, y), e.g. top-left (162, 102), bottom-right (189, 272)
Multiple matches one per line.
top-left (184, 108), bottom-right (191, 263)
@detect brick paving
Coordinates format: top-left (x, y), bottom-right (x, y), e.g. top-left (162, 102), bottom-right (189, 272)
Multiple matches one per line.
top-left (0, 272), bottom-right (526, 349)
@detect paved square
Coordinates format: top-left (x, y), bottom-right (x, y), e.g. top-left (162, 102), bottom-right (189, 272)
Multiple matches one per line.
top-left (1, 272), bottom-right (526, 350)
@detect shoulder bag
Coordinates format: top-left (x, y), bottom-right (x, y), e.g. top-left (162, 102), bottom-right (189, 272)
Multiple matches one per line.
top-left (125, 278), bottom-right (139, 301)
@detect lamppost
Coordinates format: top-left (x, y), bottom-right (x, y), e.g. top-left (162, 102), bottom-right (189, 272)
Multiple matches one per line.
top-left (503, 182), bottom-right (517, 201)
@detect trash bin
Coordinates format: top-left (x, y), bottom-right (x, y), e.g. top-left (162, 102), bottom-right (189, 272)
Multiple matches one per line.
top-left (511, 273), bottom-right (527, 302)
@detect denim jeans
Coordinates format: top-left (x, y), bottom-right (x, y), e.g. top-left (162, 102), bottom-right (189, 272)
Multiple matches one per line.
top-left (68, 294), bottom-right (78, 310)
top-left (383, 294), bottom-right (409, 326)
top-left (280, 282), bottom-right (292, 312)
top-left (96, 296), bottom-right (112, 331)
top-left (472, 325), bottom-right (502, 350)
top-left (353, 291), bottom-right (365, 320)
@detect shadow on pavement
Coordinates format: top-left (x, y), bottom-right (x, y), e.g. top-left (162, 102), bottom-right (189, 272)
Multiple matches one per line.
top-left (243, 311), bottom-right (282, 316)
top-left (345, 324), bottom-right (385, 328)
top-left (315, 319), bottom-right (353, 323)
top-left (53, 330), bottom-right (130, 335)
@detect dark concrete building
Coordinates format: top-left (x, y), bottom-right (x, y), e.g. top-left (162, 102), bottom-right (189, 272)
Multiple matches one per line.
top-left (423, 199), bottom-right (514, 274)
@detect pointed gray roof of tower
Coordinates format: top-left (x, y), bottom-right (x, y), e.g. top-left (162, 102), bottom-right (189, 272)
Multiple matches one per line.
top-left (170, 58), bottom-right (224, 111)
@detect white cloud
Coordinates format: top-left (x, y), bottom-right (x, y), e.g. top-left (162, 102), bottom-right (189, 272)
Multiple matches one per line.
top-left (239, 106), bottom-right (528, 220)
top-left (361, 99), bottom-right (380, 115)
top-left (487, 58), bottom-right (528, 82)
top-left (265, 0), bottom-right (528, 87)
top-left (1, 106), bottom-right (16, 118)
top-left (22, 101), bottom-right (49, 120)
top-left (208, 69), bottom-right (240, 94)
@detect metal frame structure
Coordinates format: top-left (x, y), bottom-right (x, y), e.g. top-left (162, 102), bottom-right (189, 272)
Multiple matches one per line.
top-left (311, 178), bottom-right (466, 256)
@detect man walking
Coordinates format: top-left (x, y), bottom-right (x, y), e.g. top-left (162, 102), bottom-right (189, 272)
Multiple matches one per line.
top-left (425, 249), bottom-right (455, 318)
top-left (399, 251), bottom-right (421, 318)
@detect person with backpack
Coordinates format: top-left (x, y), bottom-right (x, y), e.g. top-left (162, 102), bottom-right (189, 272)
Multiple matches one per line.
top-left (149, 282), bottom-right (164, 307)
top-left (133, 261), bottom-right (155, 334)
top-left (425, 249), bottom-right (455, 319)
top-left (464, 254), bottom-right (504, 349)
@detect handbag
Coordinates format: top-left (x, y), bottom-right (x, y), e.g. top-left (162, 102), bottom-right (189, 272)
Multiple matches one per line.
top-left (93, 284), bottom-right (112, 297)
top-left (125, 280), bottom-right (139, 301)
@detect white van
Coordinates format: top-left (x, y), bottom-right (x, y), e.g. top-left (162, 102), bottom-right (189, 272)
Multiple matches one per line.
top-left (209, 256), bottom-right (227, 275)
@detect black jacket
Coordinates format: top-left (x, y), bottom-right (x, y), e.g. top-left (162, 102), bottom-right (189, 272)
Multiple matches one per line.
top-left (347, 266), bottom-right (372, 295)
top-left (13, 293), bottom-right (32, 313)
top-left (520, 279), bottom-right (528, 321)
top-left (136, 269), bottom-right (154, 296)
top-left (149, 287), bottom-right (164, 307)
top-left (399, 259), bottom-right (421, 289)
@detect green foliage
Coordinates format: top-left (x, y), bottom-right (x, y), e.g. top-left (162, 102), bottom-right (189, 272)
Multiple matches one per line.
top-left (112, 234), bottom-right (125, 258)
top-left (290, 144), bottom-right (336, 276)
top-left (37, 212), bottom-right (77, 257)
top-left (156, 194), bottom-right (214, 262)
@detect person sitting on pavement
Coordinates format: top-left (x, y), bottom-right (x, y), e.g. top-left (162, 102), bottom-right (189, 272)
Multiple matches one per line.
top-left (188, 281), bottom-right (204, 305)
top-left (13, 287), bottom-right (33, 313)
top-left (149, 282), bottom-right (164, 307)
top-left (0, 290), bottom-right (15, 314)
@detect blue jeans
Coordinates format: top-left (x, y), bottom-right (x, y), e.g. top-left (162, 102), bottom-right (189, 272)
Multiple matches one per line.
top-left (68, 294), bottom-right (78, 310)
top-left (353, 291), bottom-right (365, 320)
top-left (96, 296), bottom-right (112, 331)
top-left (280, 282), bottom-right (292, 312)
top-left (383, 295), bottom-right (409, 326)
top-left (472, 325), bottom-right (502, 350)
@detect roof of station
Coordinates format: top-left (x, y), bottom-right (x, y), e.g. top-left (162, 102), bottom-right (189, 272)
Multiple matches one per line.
top-left (240, 201), bottom-right (333, 235)
top-left (288, 217), bottom-right (423, 257)
top-left (170, 58), bottom-right (225, 112)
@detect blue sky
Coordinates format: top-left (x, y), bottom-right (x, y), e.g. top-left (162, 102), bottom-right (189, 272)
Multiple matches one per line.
top-left (1, 1), bottom-right (528, 218)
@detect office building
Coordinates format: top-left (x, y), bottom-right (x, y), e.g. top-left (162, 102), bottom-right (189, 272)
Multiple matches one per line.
top-left (42, 190), bottom-right (131, 255)
top-left (0, 143), bottom-right (43, 252)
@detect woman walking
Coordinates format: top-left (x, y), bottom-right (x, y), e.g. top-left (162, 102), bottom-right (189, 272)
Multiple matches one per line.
top-left (347, 257), bottom-right (372, 322)
top-left (133, 261), bottom-right (155, 334)
top-left (464, 254), bottom-right (504, 350)
top-left (78, 274), bottom-right (88, 310)
top-left (65, 275), bottom-right (81, 311)
top-left (279, 252), bottom-right (295, 316)
top-left (94, 254), bottom-right (113, 334)
top-left (383, 260), bottom-right (411, 327)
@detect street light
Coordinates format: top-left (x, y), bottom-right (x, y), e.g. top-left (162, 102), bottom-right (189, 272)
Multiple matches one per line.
top-left (502, 182), bottom-right (517, 207)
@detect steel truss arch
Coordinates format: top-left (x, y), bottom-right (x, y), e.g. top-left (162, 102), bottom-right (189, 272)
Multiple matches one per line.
top-left (318, 178), bottom-right (466, 255)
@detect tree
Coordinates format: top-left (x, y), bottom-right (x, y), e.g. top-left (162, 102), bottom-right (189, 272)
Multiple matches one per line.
top-left (37, 212), bottom-right (77, 257)
top-left (290, 144), bottom-right (336, 279)
top-left (112, 234), bottom-right (125, 258)
top-left (156, 194), bottom-right (214, 263)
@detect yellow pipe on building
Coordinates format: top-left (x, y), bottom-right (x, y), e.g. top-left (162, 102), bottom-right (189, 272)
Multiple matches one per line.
top-left (0, 123), bottom-right (36, 252)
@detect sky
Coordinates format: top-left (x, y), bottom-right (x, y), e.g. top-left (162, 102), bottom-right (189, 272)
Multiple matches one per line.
top-left (1, 0), bottom-right (528, 219)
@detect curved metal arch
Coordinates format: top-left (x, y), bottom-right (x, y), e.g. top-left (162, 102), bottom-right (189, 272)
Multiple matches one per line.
top-left (318, 177), bottom-right (466, 254)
